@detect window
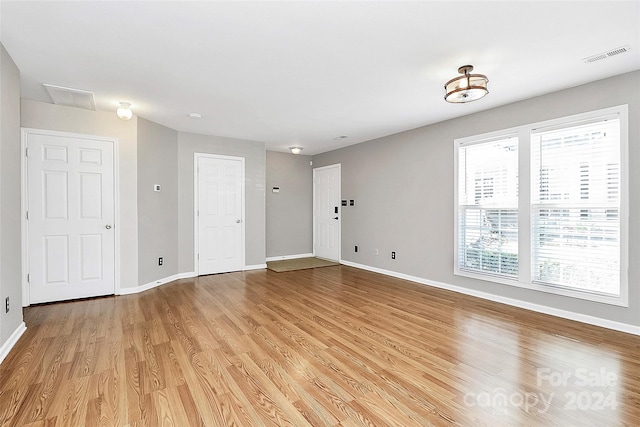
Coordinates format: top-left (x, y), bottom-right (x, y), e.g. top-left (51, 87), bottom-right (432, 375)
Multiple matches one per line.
top-left (457, 136), bottom-right (519, 277)
top-left (531, 119), bottom-right (621, 296)
top-left (454, 106), bottom-right (628, 306)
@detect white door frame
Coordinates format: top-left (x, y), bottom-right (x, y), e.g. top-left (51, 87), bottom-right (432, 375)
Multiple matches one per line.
top-left (20, 128), bottom-right (120, 306)
top-left (193, 153), bottom-right (246, 275)
top-left (313, 163), bottom-right (341, 261)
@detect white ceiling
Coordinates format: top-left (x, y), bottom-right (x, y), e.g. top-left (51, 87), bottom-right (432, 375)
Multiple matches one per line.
top-left (1, 1), bottom-right (639, 155)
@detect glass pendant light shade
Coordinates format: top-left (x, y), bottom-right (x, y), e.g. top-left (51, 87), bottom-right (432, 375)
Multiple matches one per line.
top-left (116, 102), bottom-right (133, 120)
top-left (444, 65), bottom-right (489, 103)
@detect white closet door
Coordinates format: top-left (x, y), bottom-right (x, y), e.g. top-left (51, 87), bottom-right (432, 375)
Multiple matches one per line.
top-left (27, 131), bottom-right (115, 303)
top-left (196, 155), bottom-right (244, 275)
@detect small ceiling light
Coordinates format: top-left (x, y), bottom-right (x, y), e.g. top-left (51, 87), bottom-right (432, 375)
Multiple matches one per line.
top-left (116, 102), bottom-right (133, 120)
top-left (444, 65), bottom-right (489, 103)
top-left (189, 112), bottom-right (202, 119)
top-left (289, 146), bottom-right (303, 154)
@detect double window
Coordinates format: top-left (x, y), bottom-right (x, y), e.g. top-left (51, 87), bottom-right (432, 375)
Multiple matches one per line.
top-left (455, 106), bottom-right (628, 306)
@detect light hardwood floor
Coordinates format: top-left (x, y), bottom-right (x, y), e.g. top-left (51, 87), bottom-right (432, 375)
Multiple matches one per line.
top-left (1, 265), bottom-right (639, 426)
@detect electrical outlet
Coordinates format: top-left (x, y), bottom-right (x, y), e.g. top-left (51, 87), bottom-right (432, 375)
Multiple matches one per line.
top-left (158, 257), bottom-right (164, 266)
top-left (5, 297), bottom-right (9, 313)
top-left (391, 251), bottom-right (396, 260)
top-left (354, 245), bottom-right (358, 252)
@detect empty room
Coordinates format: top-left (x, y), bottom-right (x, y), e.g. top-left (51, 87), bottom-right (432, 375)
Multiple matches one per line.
top-left (1, 1), bottom-right (639, 426)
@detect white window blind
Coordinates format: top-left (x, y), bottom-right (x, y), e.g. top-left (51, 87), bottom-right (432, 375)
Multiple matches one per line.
top-left (531, 118), bottom-right (621, 296)
top-left (458, 136), bottom-right (519, 277)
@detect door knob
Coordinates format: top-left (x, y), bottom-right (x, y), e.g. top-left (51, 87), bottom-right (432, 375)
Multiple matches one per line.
top-left (333, 217), bottom-right (339, 220)
top-left (105, 224), bottom-right (112, 229)
top-left (236, 219), bottom-right (242, 223)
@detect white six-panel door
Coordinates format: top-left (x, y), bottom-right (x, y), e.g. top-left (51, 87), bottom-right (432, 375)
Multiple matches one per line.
top-left (25, 130), bottom-right (115, 304)
top-left (314, 164), bottom-right (341, 261)
top-left (196, 155), bottom-right (244, 275)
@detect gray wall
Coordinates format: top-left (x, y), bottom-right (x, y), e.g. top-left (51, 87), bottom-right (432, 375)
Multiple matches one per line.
top-left (177, 131), bottom-right (266, 272)
top-left (20, 99), bottom-right (139, 289)
top-left (0, 43), bottom-right (23, 345)
top-left (313, 71), bottom-right (640, 328)
top-left (137, 118), bottom-right (178, 284)
top-left (266, 151), bottom-right (313, 258)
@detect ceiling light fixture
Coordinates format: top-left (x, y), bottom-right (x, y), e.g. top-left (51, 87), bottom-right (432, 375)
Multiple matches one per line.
top-left (189, 112), bottom-right (202, 119)
top-left (289, 146), bottom-right (303, 154)
top-left (444, 65), bottom-right (489, 103)
top-left (116, 102), bottom-right (133, 120)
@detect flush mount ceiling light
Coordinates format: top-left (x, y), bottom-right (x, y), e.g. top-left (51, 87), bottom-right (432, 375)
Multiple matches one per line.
top-left (444, 65), bottom-right (489, 103)
top-left (116, 102), bottom-right (133, 120)
top-left (289, 146), bottom-right (303, 154)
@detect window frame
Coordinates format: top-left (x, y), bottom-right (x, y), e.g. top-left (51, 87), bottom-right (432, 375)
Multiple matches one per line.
top-left (454, 105), bottom-right (628, 307)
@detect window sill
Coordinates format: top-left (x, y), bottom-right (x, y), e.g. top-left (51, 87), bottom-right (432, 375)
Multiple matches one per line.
top-left (454, 268), bottom-right (628, 307)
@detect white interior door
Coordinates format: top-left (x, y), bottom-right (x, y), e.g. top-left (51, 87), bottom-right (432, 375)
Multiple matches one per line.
top-left (26, 130), bottom-right (115, 304)
top-left (314, 164), bottom-right (341, 261)
top-left (196, 155), bottom-right (244, 275)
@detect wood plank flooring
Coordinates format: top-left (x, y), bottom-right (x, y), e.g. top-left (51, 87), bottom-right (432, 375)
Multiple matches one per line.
top-left (1, 265), bottom-right (639, 426)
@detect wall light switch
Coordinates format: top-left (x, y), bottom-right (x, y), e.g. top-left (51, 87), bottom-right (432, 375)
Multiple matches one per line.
top-left (272, 187), bottom-right (280, 193)
top-left (154, 184), bottom-right (161, 192)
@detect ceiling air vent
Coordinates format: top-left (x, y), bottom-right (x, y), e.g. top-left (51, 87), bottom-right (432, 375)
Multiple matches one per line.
top-left (583, 45), bottom-right (631, 63)
top-left (43, 84), bottom-right (96, 110)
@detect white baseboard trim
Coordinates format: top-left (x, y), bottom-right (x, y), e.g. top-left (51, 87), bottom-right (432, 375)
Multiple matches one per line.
top-left (118, 272), bottom-right (197, 295)
top-left (119, 265), bottom-right (271, 296)
top-left (340, 260), bottom-right (640, 337)
top-left (266, 253), bottom-right (314, 262)
top-left (0, 322), bottom-right (27, 366)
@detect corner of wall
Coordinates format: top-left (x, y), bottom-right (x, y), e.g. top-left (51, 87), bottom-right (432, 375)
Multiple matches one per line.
top-left (0, 42), bottom-right (25, 350)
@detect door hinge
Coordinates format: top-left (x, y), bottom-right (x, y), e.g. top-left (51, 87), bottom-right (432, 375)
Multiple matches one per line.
top-left (25, 147), bottom-right (29, 157)
top-left (26, 211), bottom-right (29, 220)
top-left (27, 274), bottom-right (30, 283)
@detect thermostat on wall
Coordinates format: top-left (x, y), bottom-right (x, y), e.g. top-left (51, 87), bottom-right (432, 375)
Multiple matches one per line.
top-left (154, 184), bottom-right (161, 192)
